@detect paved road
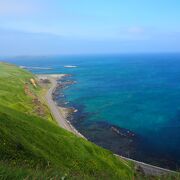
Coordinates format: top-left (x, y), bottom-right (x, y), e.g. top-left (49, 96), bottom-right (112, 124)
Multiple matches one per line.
top-left (115, 155), bottom-right (176, 176)
top-left (45, 77), bottom-right (85, 138)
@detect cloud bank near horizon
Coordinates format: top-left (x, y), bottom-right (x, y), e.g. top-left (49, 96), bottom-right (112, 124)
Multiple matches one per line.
top-left (0, 29), bottom-right (180, 56)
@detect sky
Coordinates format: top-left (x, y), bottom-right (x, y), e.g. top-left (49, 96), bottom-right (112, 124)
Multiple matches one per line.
top-left (0, 0), bottom-right (180, 56)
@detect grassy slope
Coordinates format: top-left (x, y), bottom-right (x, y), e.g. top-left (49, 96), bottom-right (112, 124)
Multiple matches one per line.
top-left (0, 62), bottom-right (53, 121)
top-left (0, 62), bottom-right (178, 179)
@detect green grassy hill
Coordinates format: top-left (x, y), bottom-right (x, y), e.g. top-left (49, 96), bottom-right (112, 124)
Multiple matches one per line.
top-left (0, 62), bottom-right (178, 179)
top-left (0, 62), bottom-right (53, 121)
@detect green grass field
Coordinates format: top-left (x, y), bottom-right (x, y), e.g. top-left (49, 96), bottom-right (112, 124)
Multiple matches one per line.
top-left (0, 62), bottom-right (178, 179)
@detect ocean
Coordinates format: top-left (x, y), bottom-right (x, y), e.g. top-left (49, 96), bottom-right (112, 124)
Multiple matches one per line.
top-left (6, 54), bottom-right (180, 170)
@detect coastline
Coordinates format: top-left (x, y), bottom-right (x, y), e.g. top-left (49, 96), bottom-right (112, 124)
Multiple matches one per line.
top-left (37, 74), bottom-right (86, 139)
top-left (38, 73), bottom-right (177, 176)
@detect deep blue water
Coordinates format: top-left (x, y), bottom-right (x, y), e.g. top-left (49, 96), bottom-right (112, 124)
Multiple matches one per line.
top-left (5, 54), bottom-right (180, 169)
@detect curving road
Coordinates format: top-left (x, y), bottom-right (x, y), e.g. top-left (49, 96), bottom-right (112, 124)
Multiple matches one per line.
top-left (44, 76), bottom-right (85, 138)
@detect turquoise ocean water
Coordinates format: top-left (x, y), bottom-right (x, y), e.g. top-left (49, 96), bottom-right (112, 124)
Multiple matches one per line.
top-left (7, 54), bottom-right (180, 169)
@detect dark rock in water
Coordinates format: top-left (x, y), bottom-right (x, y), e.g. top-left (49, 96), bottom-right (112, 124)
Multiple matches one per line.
top-left (71, 119), bottom-right (140, 158)
top-left (111, 126), bottom-right (135, 137)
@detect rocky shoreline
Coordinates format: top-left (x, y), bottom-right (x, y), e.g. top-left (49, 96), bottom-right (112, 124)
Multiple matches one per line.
top-left (52, 75), bottom-right (79, 119)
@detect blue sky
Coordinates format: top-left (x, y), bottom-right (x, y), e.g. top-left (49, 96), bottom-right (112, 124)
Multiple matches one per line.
top-left (0, 0), bottom-right (180, 55)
